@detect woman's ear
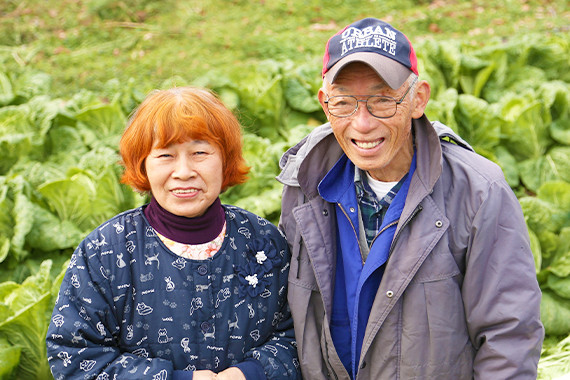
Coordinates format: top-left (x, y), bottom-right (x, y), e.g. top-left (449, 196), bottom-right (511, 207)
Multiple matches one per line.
top-left (411, 80), bottom-right (431, 119)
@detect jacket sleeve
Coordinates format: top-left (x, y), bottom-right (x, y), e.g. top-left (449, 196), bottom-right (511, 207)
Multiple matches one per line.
top-left (240, 230), bottom-right (301, 380)
top-left (462, 180), bottom-right (544, 379)
top-left (46, 237), bottom-right (188, 380)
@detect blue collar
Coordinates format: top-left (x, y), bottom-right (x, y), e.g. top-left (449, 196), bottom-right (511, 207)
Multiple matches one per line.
top-left (318, 153), bottom-right (417, 205)
top-left (318, 154), bottom-right (354, 203)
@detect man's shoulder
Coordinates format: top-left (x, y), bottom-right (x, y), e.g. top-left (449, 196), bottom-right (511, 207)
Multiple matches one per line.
top-left (425, 120), bottom-right (505, 183)
top-left (277, 122), bottom-right (344, 188)
top-left (279, 123), bottom-right (335, 167)
top-left (431, 121), bottom-right (473, 151)
top-left (440, 139), bottom-right (506, 184)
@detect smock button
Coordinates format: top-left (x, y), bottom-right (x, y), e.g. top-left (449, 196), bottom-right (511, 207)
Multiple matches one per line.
top-left (197, 265), bottom-right (208, 275)
top-left (323, 209), bottom-right (328, 216)
top-left (386, 290), bottom-right (394, 298)
top-left (200, 322), bottom-right (210, 332)
top-left (349, 207), bottom-right (355, 213)
top-left (435, 220), bottom-right (443, 228)
top-left (360, 361), bottom-right (367, 369)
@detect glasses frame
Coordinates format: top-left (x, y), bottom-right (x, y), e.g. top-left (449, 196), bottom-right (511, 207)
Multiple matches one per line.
top-left (324, 76), bottom-right (418, 119)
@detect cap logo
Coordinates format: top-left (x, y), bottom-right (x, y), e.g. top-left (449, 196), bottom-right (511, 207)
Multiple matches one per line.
top-left (339, 25), bottom-right (398, 57)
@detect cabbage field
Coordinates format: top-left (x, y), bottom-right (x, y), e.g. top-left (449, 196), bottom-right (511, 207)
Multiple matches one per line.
top-left (0, 0), bottom-right (569, 378)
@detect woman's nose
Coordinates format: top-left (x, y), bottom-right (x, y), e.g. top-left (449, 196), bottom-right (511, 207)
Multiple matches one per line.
top-left (172, 157), bottom-right (195, 179)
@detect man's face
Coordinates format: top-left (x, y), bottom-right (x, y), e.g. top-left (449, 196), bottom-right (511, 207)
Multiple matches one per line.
top-left (319, 62), bottom-right (423, 182)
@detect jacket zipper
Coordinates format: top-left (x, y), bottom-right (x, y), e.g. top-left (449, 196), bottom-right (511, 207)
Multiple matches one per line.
top-left (296, 237), bottom-right (303, 279)
top-left (388, 204), bottom-right (423, 254)
top-left (370, 219), bottom-right (400, 248)
top-left (322, 329), bottom-right (341, 380)
top-left (296, 192), bottom-right (307, 280)
top-left (337, 203), bottom-right (365, 265)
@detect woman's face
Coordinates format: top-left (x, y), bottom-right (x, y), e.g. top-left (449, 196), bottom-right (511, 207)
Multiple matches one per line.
top-left (145, 139), bottom-right (224, 218)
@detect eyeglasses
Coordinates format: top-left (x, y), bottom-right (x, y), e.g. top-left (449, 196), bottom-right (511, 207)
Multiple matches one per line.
top-left (324, 77), bottom-right (418, 119)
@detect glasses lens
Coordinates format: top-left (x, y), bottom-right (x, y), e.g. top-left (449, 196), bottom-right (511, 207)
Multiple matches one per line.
top-left (327, 96), bottom-right (357, 117)
top-left (367, 96), bottom-right (397, 118)
top-left (327, 96), bottom-right (397, 118)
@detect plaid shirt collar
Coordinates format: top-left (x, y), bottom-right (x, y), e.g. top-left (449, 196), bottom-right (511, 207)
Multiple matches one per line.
top-left (354, 169), bottom-right (406, 247)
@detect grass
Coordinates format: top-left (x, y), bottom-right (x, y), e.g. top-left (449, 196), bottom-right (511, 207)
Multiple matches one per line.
top-left (1, 0), bottom-right (568, 98)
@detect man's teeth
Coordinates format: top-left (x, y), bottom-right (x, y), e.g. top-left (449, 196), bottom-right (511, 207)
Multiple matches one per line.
top-left (355, 140), bottom-right (381, 149)
top-left (172, 189), bottom-right (197, 194)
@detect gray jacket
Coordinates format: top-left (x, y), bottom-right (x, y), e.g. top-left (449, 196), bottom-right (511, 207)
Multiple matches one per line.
top-left (277, 115), bottom-right (544, 379)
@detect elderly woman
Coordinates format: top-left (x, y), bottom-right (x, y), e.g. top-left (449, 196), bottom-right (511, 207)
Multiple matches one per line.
top-left (46, 87), bottom-right (300, 380)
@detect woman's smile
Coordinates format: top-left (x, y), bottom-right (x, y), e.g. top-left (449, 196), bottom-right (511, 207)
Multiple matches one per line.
top-left (171, 187), bottom-right (199, 196)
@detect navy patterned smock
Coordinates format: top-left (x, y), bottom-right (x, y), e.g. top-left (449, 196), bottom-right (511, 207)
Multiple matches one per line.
top-left (46, 205), bottom-right (300, 380)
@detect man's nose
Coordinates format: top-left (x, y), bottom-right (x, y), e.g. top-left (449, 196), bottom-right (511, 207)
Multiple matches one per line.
top-left (352, 99), bottom-right (375, 131)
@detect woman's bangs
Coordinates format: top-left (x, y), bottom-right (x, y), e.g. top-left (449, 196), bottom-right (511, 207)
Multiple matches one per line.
top-left (152, 114), bottom-right (213, 149)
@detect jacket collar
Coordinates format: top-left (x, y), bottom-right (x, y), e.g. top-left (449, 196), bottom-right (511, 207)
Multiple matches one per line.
top-left (404, 116), bottom-right (474, 213)
top-left (318, 155), bottom-right (354, 203)
top-left (277, 123), bottom-right (343, 198)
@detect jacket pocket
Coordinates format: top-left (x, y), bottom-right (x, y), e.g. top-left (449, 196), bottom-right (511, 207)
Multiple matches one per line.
top-left (289, 236), bottom-right (319, 291)
top-left (400, 249), bottom-right (474, 378)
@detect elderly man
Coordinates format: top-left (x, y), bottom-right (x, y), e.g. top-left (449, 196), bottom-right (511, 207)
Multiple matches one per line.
top-left (277, 17), bottom-right (543, 379)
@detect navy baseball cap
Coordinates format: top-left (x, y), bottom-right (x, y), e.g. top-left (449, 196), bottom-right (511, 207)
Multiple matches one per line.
top-left (322, 18), bottom-right (418, 89)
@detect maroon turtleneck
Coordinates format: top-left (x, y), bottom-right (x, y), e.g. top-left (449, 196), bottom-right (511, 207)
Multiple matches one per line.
top-left (144, 197), bottom-right (226, 245)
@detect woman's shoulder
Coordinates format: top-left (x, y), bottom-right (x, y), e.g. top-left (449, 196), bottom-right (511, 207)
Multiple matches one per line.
top-left (222, 204), bottom-right (273, 227)
top-left (222, 204), bottom-right (286, 241)
top-left (81, 206), bottom-right (148, 248)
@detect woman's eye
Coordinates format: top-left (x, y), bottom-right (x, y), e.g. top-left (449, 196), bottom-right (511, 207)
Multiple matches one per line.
top-left (154, 152), bottom-right (173, 159)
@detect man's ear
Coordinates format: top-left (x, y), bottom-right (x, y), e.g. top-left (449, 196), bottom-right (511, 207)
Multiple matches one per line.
top-left (318, 88), bottom-right (330, 120)
top-left (411, 80), bottom-right (431, 119)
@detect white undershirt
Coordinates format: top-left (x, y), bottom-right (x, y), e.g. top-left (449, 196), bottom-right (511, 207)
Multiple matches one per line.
top-left (365, 171), bottom-right (399, 200)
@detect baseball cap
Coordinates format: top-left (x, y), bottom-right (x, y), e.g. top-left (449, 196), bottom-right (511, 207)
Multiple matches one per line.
top-left (322, 18), bottom-right (418, 89)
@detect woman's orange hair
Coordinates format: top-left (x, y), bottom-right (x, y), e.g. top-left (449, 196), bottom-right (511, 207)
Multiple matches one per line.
top-left (119, 86), bottom-right (249, 193)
